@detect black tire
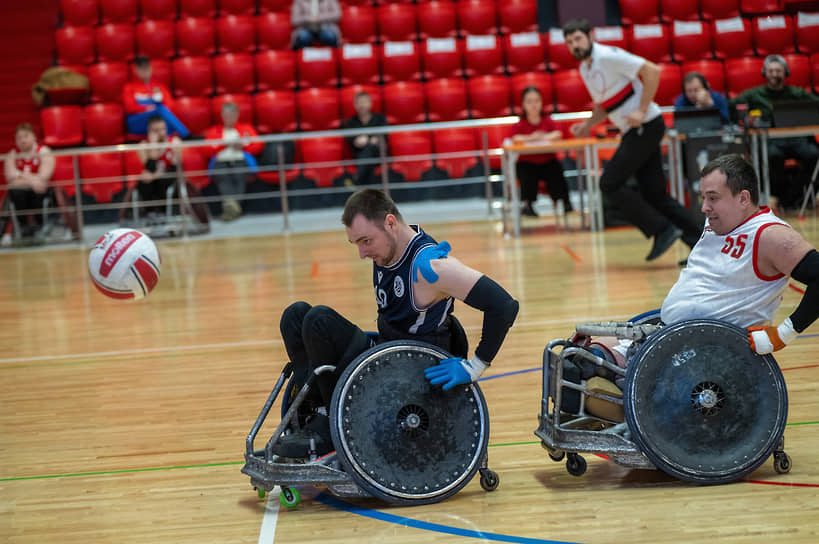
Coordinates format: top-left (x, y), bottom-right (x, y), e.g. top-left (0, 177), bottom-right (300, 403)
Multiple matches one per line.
top-left (566, 453), bottom-right (587, 476)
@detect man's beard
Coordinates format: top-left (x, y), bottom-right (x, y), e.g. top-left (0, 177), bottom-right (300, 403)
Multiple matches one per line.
top-left (767, 75), bottom-right (784, 89)
top-left (572, 42), bottom-right (592, 61)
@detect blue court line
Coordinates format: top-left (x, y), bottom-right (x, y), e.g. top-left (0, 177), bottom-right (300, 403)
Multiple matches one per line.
top-left (315, 493), bottom-right (579, 544)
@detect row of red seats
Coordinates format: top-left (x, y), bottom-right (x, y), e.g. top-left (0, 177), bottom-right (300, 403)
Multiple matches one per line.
top-left (61, 0), bottom-right (291, 26)
top-left (42, 54), bottom-right (819, 150)
top-left (619, 0), bottom-right (806, 25)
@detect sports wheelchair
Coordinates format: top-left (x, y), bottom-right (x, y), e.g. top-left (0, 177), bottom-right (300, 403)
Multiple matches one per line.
top-left (242, 340), bottom-right (500, 508)
top-left (535, 315), bottom-right (792, 484)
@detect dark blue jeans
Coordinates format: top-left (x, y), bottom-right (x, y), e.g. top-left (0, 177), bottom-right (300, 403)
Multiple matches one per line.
top-left (293, 26), bottom-right (338, 49)
top-left (126, 105), bottom-right (190, 139)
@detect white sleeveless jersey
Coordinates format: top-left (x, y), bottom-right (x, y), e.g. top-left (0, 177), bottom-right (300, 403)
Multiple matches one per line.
top-left (661, 207), bottom-right (790, 328)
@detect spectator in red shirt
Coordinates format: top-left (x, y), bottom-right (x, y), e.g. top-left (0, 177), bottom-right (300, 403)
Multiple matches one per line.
top-left (122, 57), bottom-right (189, 139)
top-left (204, 102), bottom-right (263, 221)
top-left (511, 86), bottom-right (572, 217)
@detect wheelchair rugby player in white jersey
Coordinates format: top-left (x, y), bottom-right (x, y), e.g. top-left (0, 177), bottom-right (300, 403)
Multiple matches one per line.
top-left (537, 154), bottom-right (819, 483)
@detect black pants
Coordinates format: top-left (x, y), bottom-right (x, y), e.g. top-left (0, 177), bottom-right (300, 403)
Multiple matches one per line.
top-left (279, 302), bottom-right (374, 407)
top-left (210, 159), bottom-right (249, 198)
top-left (353, 144), bottom-right (380, 185)
top-left (768, 137), bottom-right (819, 207)
top-left (137, 175), bottom-right (175, 210)
top-left (515, 158), bottom-right (572, 210)
top-left (601, 116), bottom-right (700, 246)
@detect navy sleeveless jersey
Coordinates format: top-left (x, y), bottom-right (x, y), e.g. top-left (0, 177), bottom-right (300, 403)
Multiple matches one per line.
top-left (373, 225), bottom-right (454, 336)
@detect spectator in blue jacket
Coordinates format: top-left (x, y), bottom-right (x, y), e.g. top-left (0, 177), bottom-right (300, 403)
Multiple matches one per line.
top-left (674, 72), bottom-right (730, 125)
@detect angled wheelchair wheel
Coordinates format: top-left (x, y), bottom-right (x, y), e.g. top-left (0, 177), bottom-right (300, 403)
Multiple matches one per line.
top-left (329, 340), bottom-right (490, 505)
top-left (624, 319), bottom-right (788, 484)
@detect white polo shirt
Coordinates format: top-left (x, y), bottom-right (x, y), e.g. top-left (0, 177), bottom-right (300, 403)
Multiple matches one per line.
top-left (578, 43), bottom-right (661, 134)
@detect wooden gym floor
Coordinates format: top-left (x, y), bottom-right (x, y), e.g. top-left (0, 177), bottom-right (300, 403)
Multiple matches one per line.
top-left (1, 211), bottom-right (818, 543)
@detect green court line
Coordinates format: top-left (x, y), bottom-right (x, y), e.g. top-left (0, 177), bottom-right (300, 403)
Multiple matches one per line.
top-left (787, 420), bottom-right (819, 426)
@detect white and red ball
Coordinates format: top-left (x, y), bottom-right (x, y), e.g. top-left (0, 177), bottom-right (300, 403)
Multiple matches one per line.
top-left (88, 229), bottom-right (161, 300)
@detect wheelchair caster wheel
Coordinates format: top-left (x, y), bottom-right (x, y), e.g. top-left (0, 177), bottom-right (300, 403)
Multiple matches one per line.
top-left (548, 450), bottom-right (565, 462)
top-left (256, 488), bottom-right (265, 499)
top-left (773, 452), bottom-right (791, 474)
top-left (479, 469), bottom-right (499, 492)
top-left (566, 453), bottom-right (587, 477)
top-left (280, 487), bottom-right (300, 508)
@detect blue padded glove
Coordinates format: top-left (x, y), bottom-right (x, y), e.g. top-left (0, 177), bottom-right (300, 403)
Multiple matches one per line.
top-left (412, 241), bottom-right (451, 284)
top-left (424, 355), bottom-right (487, 391)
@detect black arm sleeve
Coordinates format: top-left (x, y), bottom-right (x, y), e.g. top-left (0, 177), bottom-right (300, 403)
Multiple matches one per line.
top-left (144, 158), bottom-right (158, 173)
top-left (788, 249), bottom-right (819, 333)
top-left (463, 275), bottom-right (519, 363)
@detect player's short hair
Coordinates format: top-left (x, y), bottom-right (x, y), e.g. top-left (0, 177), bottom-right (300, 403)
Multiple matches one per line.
top-left (147, 115), bottom-right (166, 129)
top-left (221, 101), bottom-right (239, 113)
top-left (15, 123), bottom-right (35, 136)
top-left (342, 189), bottom-right (404, 228)
top-left (701, 154), bottom-right (759, 205)
top-left (354, 91), bottom-right (371, 102)
top-left (134, 56), bottom-right (151, 68)
top-left (562, 18), bottom-right (592, 37)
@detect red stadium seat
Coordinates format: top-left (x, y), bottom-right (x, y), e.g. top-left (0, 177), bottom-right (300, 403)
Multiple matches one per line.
top-left (219, 0), bottom-right (255, 16)
top-left (418, 1), bottom-right (457, 39)
top-left (41, 106), bottom-right (84, 148)
top-left (211, 93), bottom-right (254, 124)
top-left (95, 23), bottom-right (135, 63)
top-left (421, 37), bottom-right (464, 80)
top-left (700, 0), bottom-right (739, 21)
top-left (52, 155), bottom-right (78, 198)
top-left (510, 72), bottom-right (555, 114)
top-left (141, 58), bottom-right (172, 88)
top-left (740, 0), bottom-right (781, 14)
top-left (296, 88), bottom-right (341, 131)
top-left (253, 90), bottom-right (297, 133)
top-left (655, 63), bottom-right (683, 106)
top-left (84, 102), bottom-right (125, 146)
top-left (256, 12), bottom-right (293, 51)
top-left (504, 32), bottom-right (546, 74)
top-left (426, 78), bottom-right (469, 122)
top-left (100, 0), bottom-right (138, 24)
top-left (477, 123), bottom-right (512, 170)
top-left (812, 53), bottom-right (819, 94)
top-left (554, 69), bottom-right (593, 113)
top-left (299, 137), bottom-right (346, 188)
top-left (660, 0), bottom-right (700, 23)
top-left (724, 57), bottom-right (765, 97)
top-left (619, 0), bottom-right (660, 25)
top-left (432, 128), bottom-right (478, 179)
top-left (255, 49), bottom-right (297, 91)
top-left (380, 41), bottom-right (422, 83)
top-left (79, 152), bottom-right (124, 204)
top-left (629, 23), bottom-right (672, 64)
top-left (340, 84), bottom-right (383, 120)
top-left (173, 96), bottom-right (212, 136)
top-left (217, 14), bottom-right (257, 54)
top-left (176, 17), bottom-right (216, 57)
top-left (712, 16), bottom-right (754, 60)
top-left (339, 43), bottom-right (380, 86)
top-left (181, 148), bottom-right (210, 190)
top-left (135, 20), bottom-right (176, 60)
top-left (213, 53), bottom-right (256, 94)
top-left (388, 131), bottom-right (433, 182)
top-left (179, 0), bottom-right (216, 18)
top-left (796, 12), bottom-right (819, 55)
top-left (297, 47), bottom-right (339, 88)
top-left (172, 56), bottom-right (214, 97)
top-left (376, 3), bottom-right (418, 42)
top-left (546, 28), bottom-right (576, 71)
top-left (672, 20), bottom-right (713, 62)
top-left (88, 62), bottom-right (129, 103)
top-left (457, 0), bottom-right (498, 36)
top-left (383, 81), bottom-right (426, 125)
top-left (498, 0), bottom-right (538, 34)
top-left (61, 0), bottom-right (99, 26)
top-left (681, 59), bottom-right (727, 93)
top-left (340, 5), bottom-right (377, 44)
top-left (139, 0), bottom-right (178, 21)
top-left (784, 53), bottom-right (812, 91)
top-left (594, 26), bottom-right (629, 50)
top-left (464, 34), bottom-right (505, 78)
top-left (259, 0), bottom-right (291, 13)
top-left (752, 15), bottom-right (797, 57)
top-left (56, 26), bottom-right (96, 65)
top-left (468, 75), bottom-right (513, 119)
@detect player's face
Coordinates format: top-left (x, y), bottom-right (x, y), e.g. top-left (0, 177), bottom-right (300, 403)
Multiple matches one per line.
top-left (764, 62), bottom-right (786, 90)
top-left (15, 129), bottom-right (35, 152)
top-left (346, 214), bottom-right (399, 267)
top-left (147, 121), bottom-right (167, 143)
top-left (354, 95), bottom-right (372, 118)
top-left (684, 79), bottom-right (705, 104)
top-left (221, 107), bottom-right (239, 127)
top-left (522, 90), bottom-right (543, 121)
top-left (700, 170), bottom-right (747, 235)
top-left (564, 31), bottom-right (592, 61)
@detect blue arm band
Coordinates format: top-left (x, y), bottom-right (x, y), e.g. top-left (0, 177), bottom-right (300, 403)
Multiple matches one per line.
top-left (412, 241), bottom-right (451, 284)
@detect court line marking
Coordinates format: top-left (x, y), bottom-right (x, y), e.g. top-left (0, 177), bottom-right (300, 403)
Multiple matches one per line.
top-left (258, 489), bottom-right (281, 544)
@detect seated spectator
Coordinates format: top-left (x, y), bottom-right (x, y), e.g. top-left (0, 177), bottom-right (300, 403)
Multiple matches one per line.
top-left (2, 123), bottom-right (55, 242)
top-left (342, 91), bottom-right (388, 186)
top-left (730, 55), bottom-right (819, 209)
top-left (511, 86), bottom-right (572, 217)
top-left (291, 0), bottom-right (340, 49)
top-left (674, 72), bottom-right (730, 125)
top-left (122, 57), bottom-right (189, 139)
top-left (204, 102), bottom-right (263, 221)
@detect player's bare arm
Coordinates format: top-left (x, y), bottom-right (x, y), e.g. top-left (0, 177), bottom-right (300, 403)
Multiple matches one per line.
top-left (626, 61), bottom-right (660, 127)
